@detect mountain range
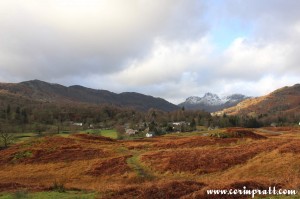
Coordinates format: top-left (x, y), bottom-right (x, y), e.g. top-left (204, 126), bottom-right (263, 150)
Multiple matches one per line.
top-left (0, 80), bottom-right (299, 118)
top-left (0, 80), bottom-right (178, 112)
top-left (178, 93), bottom-right (249, 112)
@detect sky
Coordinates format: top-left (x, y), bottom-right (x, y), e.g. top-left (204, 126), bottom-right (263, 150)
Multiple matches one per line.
top-left (0, 0), bottom-right (299, 104)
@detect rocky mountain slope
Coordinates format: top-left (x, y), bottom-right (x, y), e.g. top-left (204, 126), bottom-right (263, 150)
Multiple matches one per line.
top-left (213, 84), bottom-right (300, 121)
top-left (179, 92), bottom-right (249, 112)
top-left (0, 80), bottom-right (179, 112)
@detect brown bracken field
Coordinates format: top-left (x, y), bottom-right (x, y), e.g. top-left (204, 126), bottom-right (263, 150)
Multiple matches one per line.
top-left (1, 127), bottom-right (300, 198)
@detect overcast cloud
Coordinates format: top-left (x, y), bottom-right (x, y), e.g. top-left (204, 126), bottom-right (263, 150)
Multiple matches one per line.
top-left (0, 0), bottom-right (299, 103)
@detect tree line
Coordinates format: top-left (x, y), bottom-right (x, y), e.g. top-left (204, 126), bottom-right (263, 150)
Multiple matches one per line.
top-left (0, 100), bottom-right (298, 147)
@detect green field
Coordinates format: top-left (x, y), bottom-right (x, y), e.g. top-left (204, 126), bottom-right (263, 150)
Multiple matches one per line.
top-left (11, 129), bottom-right (118, 143)
top-left (14, 132), bottom-right (39, 143)
top-left (99, 129), bottom-right (118, 139)
top-left (0, 191), bottom-right (95, 199)
top-left (82, 129), bottom-right (118, 139)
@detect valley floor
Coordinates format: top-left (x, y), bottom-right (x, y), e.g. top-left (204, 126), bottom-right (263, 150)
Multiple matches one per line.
top-left (0, 127), bottom-right (300, 198)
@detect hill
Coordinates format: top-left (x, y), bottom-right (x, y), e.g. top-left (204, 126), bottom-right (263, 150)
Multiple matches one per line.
top-left (0, 80), bottom-right (179, 112)
top-left (179, 93), bottom-right (249, 112)
top-left (0, 127), bottom-right (300, 198)
top-left (213, 84), bottom-right (300, 123)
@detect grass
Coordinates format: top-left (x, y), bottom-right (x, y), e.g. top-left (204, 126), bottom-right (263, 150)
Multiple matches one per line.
top-left (120, 132), bottom-right (146, 140)
top-left (99, 129), bottom-right (118, 139)
top-left (126, 151), bottom-right (154, 181)
top-left (14, 133), bottom-right (39, 143)
top-left (82, 129), bottom-right (118, 139)
top-left (13, 128), bottom-right (118, 141)
top-left (56, 133), bottom-right (70, 138)
top-left (0, 191), bottom-right (95, 199)
top-left (82, 129), bottom-right (101, 135)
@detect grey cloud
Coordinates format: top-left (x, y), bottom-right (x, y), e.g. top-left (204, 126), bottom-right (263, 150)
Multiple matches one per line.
top-left (0, 0), bottom-right (208, 82)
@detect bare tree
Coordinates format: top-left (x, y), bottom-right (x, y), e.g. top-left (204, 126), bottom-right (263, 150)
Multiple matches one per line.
top-left (0, 126), bottom-right (15, 148)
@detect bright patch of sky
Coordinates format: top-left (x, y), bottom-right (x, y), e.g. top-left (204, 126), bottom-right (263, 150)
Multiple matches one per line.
top-left (204, 0), bottom-right (253, 50)
top-left (210, 19), bottom-right (253, 50)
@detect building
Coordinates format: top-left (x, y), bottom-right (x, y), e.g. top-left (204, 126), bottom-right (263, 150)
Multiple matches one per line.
top-left (72, 122), bottom-right (83, 126)
top-left (146, 133), bottom-right (153, 138)
top-left (125, 129), bottom-right (137, 135)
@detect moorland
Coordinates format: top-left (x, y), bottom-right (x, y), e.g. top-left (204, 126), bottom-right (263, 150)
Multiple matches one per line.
top-left (1, 126), bottom-right (300, 198)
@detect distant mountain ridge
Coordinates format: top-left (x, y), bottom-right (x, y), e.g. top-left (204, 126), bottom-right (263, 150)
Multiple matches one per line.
top-left (0, 80), bottom-right (179, 112)
top-left (179, 93), bottom-right (249, 112)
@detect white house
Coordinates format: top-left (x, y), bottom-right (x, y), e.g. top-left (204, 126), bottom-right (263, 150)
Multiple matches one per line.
top-left (72, 122), bottom-right (83, 126)
top-left (146, 133), bottom-right (153, 138)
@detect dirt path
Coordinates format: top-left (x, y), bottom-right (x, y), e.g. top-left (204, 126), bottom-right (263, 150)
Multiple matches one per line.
top-left (126, 151), bottom-right (154, 179)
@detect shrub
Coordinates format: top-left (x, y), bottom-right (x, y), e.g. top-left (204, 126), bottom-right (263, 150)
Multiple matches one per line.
top-left (209, 132), bottom-right (232, 138)
top-left (51, 181), bottom-right (66, 193)
top-left (13, 151), bottom-right (33, 160)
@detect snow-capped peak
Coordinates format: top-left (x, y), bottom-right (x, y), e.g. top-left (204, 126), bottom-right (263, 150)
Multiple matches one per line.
top-left (201, 92), bottom-right (223, 106)
top-left (181, 93), bottom-right (249, 107)
top-left (185, 93), bottom-right (223, 106)
top-left (185, 96), bottom-right (202, 104)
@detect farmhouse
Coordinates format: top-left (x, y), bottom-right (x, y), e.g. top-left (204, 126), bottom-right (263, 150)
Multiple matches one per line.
top-left (125, 129), bottom-right (137, 135)
top-left (146, 133), bottom-right (153, 138)
top-left (72, 122), bottom-right (83, 126)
